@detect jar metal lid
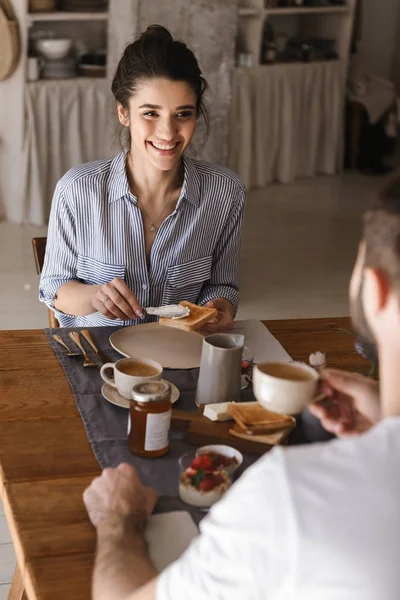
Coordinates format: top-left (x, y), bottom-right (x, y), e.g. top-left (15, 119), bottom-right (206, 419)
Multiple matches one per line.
top-left (131, 380), bottom-right (171, 403)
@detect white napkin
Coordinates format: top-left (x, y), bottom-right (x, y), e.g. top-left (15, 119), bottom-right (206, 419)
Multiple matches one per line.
top-left (232, 319), bottom-right (292, 364)
top-left (145, 511), bottom-right (199, 572)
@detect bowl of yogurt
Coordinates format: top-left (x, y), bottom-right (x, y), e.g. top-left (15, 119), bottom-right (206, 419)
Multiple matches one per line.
top-left (178, 448), bottom-right (242, 509)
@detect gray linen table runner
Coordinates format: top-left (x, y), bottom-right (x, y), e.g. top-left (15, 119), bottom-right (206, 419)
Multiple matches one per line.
top-left (45, 326), bottom-right (257, 501)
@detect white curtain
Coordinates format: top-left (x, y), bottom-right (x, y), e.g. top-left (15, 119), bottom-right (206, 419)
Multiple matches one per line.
top-left (228, 60), bottom-right (346, 188)
top-left (19, 78), bottom-right (108, 226)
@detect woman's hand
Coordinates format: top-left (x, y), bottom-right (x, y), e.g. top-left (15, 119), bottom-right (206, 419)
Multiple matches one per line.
top-left (93, 279), bottom-right (144, 321)
top-left (198, 298), bottom-right (234, 334)
top-left (309, 369), bottom-right (380, 437)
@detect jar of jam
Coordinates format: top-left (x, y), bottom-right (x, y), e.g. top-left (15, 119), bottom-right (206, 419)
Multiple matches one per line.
top-left (128, 381), bottom-right (172, 458)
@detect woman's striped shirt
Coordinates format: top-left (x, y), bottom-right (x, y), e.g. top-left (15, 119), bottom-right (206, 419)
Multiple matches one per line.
top-left (39, 151), bottom-right (245, 327)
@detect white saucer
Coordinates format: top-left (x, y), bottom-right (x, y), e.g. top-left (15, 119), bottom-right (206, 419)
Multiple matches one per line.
top-left (101, 381), bottom-right (180, 409)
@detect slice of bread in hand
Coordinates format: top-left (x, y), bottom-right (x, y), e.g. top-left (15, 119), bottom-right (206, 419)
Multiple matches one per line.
top-left (159, 301), bottom-right (217, 332)
top-left (229, 402), bottom-right (294, 434)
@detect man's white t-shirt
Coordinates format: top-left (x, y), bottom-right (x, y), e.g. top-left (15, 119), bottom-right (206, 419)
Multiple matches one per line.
top-left (157, 417), bottom-right (400, 600)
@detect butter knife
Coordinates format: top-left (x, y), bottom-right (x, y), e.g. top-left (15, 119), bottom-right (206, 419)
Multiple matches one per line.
top-left (81, 330), bottom-right (112, 365)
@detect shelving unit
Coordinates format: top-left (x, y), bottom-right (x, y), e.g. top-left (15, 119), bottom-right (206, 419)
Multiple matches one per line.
top-left (265, 5), bottom-right (349, 14)
top-left (239, 5), bottom-right (350, 16)
top-left (27, 11), bottom-right (109, 22)
top-left (230, 1), bottom-right (358, 188)
top-left (26, 76), bottom-right (105, 84)
top-left (237, 1), bottom-right (356, 65)
top-left (25, 1), bottom-right (110, 83)
top-left (21, 2), bottom-right (111, 219)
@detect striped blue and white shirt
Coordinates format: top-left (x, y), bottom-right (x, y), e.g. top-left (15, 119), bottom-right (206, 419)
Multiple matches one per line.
top-left (40, 152), bottom-right (245, 327)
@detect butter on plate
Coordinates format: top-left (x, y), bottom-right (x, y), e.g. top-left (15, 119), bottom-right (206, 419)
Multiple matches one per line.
top-left (204, 402), bottom-right (234, 422)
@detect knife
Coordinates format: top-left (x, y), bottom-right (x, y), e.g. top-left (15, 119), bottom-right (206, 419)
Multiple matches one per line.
top-left (81, 330), bottom-right (113, 365)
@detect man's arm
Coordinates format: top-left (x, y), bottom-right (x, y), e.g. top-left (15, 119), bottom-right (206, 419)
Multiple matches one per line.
top-left (83, 464), bottom-right (159, 600)
top-left (93, 513), bottom-right (157, 600)
top-left (84, 454), bottom-right (290, 600)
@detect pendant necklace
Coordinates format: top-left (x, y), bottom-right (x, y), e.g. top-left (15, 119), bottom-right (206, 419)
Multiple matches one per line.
top-left (137, 191), bottom-right (174, 232)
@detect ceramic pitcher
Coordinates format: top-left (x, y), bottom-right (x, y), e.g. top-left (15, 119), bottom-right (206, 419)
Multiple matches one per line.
top-left (195, 333), bottom-right (245, 406)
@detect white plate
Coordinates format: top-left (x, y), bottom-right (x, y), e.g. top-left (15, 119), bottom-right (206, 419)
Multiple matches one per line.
top-left (109, 323), bottom-right (203, 369)
top-left (101, 381), bottom-right (180, 409)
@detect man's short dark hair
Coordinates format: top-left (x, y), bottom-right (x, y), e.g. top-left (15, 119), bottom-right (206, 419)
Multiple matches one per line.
top-left (364, 175), bottom-right (400, 290)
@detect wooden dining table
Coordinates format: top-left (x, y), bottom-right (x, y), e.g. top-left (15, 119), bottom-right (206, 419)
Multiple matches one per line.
top-left (0, 318), bottom-right (369, 600)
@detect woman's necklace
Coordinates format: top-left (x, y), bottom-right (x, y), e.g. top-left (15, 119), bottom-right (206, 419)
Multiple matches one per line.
top-left (126, 153), bottom-right (179, 232)
top-left (137, 191), bottom-right (175, 232)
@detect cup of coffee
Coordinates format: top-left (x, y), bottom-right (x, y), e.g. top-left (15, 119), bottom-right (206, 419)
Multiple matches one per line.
top-left (252, 362), bottom-right (319, 415)
top-left (100, 358), bottom-right (162, 399)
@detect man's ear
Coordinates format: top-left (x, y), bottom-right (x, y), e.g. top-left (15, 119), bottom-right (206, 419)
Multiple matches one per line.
top-left (363, 267), bottom-right (391, 318)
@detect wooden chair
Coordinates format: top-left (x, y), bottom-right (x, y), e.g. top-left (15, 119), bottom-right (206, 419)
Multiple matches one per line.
top-left (347, 99), bottom-right (365, 169)
top-left (32, 237), bottom-right (59, 328)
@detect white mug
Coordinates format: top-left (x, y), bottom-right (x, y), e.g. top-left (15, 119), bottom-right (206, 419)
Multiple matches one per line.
top-left (27, 57), bottom-right (44, 82)
top-left (253, 362), bottom-right (319, 415)
top-left (100, 357), bottom-right (162, 399)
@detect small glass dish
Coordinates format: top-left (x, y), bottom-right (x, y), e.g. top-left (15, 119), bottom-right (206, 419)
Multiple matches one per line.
top-left (178, 451), bottom-right (234, 509)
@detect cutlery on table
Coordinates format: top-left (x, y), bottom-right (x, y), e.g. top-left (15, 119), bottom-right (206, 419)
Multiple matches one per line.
top-left (69, 332), bottom-right (97, 368)
top-left (81, 329), bottom-right (112, 365)
top-left (52, 334), bottom-right (81, 357)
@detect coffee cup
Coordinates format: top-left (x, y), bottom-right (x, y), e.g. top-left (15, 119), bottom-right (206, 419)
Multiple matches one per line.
top-left (100, 358), bottom-right (162, 399)
top-left (253, 362), bottom-right (319, 415)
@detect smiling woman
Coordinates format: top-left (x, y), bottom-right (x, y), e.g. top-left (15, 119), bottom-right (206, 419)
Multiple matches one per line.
top-left (39, 25), bottom-right (245, 331)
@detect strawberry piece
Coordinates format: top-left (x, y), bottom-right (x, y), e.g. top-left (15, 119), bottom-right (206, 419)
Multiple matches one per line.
top-left (198, 474), bottom-right (225, 492)
top-left (191, 455), bottom-right (213, 471)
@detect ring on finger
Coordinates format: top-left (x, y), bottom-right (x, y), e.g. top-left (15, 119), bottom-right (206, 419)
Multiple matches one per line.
top-left (102, 295), bottom-right (110, 306)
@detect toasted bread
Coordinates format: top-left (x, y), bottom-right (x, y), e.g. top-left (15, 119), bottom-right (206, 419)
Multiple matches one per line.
top-left (228, 402), bottom-right (294, 434)
top-left (159, 301), bottom-right (217, 332)
top-left (229, 423), bottom-right (294, 446)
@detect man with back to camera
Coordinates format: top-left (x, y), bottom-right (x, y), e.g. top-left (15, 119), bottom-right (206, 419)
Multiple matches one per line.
top-left (83, 177), bottom-right (400, 599)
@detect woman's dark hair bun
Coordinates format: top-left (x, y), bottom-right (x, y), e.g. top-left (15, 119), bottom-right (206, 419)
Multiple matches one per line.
top-left (142, 24), bottom-right (173, 43)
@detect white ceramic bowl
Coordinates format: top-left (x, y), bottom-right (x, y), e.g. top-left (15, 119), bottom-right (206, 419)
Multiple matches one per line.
top-left (36, 39), bottom-right (72, 60)
top-left (253, 361), bottom-right (319, 415)
top-left (196, 444), bottom-right (243, 474)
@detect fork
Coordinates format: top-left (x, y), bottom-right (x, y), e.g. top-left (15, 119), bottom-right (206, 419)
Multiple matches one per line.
top-left (68, 332), bottom-right (97, 368)
top-left (81, 329), bottom-right (112, 365)
top-left (52, 334), bottom-right (81, 357)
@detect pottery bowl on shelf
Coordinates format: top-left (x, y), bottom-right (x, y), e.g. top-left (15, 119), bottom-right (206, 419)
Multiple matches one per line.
top-left (36, 39), bottom-right (72, 60)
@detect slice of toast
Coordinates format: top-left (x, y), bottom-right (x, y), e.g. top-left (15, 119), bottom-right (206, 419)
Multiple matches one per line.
top-left (229, 423), bottom-right (295, 446)
top-left (228, 402), bottom-right (294, 434)
top-left (159, 301), bottom-right (217, 332)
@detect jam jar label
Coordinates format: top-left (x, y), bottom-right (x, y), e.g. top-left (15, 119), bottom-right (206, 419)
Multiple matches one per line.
top-left (144, 410), bottom-right (172, 451)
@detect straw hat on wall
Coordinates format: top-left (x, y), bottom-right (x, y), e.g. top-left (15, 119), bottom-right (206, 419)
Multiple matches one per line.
top-left (0, 0), bottom-right (21, 81)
